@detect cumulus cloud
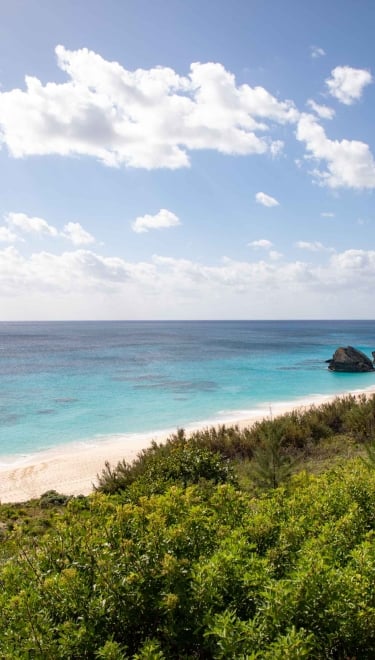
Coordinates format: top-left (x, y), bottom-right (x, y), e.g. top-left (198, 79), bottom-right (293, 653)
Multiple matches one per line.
top-left (0, 247), bottom-right (132, 295)
top-left (295, 240), bottom-right (334, 253)
top-left (325, 249), bottom-right (375, 289)
top-left (255, 192), bottom-right (279, 207)
top-left (3, 212), bottom-right (96, 246)
top-left (0, 226), bottom-right (19, 242)
top-left (321, 211), bottom-right (335, 218)
top-left (0, 245), bottom-right (338, 296)
top-left (306, 99), bottom-right (335, 120)
top-left (150, 249), bottom-right (375, 297)
top-left (6, 212), bottom-right (58, 236)
top-left (2, 246), bottom-right (375, 319)
top-left (310, 46), bottom-right (326, 59)
top-left (247, 240), bottom-right (282, 259)
top-left (326, 66), bottom-right (372, 105)
top-left (248, 239), bottom-right (273, 249)
top-left (62, 222), bottom-right (95, 245)
top-left (132, 209), bottom-right (181, 233)
top-left (296, 113), bottom-right (375, 189)
top-left (0, 45), bottom-right (298, 169)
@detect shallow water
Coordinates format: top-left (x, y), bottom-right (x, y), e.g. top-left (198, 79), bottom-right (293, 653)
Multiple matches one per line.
top-left (0, 320), bottom-right (374, 456)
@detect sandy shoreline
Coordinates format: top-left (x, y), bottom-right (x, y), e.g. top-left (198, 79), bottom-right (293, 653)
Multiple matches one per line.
top-left (1, 387), bottom-right (375, 503)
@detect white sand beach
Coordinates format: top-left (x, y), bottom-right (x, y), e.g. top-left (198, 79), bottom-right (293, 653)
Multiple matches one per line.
top-left (1, 387), bottom-right (374, 503)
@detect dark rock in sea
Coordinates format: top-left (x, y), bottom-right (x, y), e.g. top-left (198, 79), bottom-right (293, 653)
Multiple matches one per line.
top-left (326, 346), bottom-right (375, 372)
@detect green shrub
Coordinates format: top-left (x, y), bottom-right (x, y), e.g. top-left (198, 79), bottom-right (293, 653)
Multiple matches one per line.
top-left (39, 490), bottom-right (70, 508)
top-left (96, 433), bottom-right (236, 496)
top-left (248, 424), bottom-right (294, 490)
top-left (3, 395), bottom-right (375, 657)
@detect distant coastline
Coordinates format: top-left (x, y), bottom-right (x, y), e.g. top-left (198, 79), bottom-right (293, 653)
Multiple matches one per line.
top-left (1, 384), bottom-right (375, 503)
top-left (1, 319), bottom-right (375, 457)
top-left (1, 319), bottom-right (375, 501)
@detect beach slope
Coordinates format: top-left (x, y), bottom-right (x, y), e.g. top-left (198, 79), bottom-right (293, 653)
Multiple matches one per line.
top-left (1, 389), bottom-right (374, 503)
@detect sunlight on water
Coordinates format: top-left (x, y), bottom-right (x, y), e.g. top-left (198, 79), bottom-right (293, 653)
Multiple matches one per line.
top-left (0, 320), bottom-right (374, 456)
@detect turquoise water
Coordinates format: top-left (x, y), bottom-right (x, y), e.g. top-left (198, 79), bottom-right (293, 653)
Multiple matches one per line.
top-left (0, 320), bottom-right (375, 458)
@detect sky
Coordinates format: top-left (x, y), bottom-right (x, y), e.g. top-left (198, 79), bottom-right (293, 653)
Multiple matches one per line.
top-left (0, 0), bottom-right (374, 320)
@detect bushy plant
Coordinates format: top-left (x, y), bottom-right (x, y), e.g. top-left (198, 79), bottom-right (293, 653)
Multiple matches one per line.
top-left (343, 393), bottom-right (375, 441)
top-left (96, 432), bottom-right (236, 496)
top-left (248, 424), bottom-right (294, 490)
top-left (4, 393), bottom-right (375, 657)
top-left (39, 489), bottom-right (71, 508)
top-left (96, 394), bottom-right (375, 499)
top-left (2, 460), bottom-right (375, 657)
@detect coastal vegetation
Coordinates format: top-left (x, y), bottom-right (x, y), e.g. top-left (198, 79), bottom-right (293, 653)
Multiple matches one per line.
top-left (1, 394), bottom-right (375, 657)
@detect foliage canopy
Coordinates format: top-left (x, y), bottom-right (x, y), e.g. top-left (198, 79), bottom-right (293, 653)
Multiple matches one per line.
top-left (2, 394), bottom-right (375, 657)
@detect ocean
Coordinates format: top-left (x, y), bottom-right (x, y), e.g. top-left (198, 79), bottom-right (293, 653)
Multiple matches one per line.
top-left (1, 320), bottom-right (375, 459)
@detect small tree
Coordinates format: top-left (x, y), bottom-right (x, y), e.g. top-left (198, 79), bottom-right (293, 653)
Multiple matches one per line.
top-left (249, 424), bottom-right (293, 490)
top-left (361, 438), bottom-right (375, 470)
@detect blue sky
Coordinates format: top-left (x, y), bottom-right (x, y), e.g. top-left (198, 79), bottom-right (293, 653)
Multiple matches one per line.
top-left (0, 0), bottom-right (374, 319)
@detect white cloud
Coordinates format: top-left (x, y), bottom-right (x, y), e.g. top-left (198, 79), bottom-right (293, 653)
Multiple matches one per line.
top-left (6, 212), bottom-right (58, 236)
top-left (269, 140), bottom-right (284, 157)
top-left (0, 226), bottom-right (19, 242)
top-left (2, 246), bottom-right (375, 318)
top-left (4, 212), bottom-right (96, 245)
top-left (269, 250), bottom-right (283, 260)
top-left (296, 113), bottom-right (375, 189)
top-left (326, 66), bottom-right (372, 105)
top-left (295, 240), bottom-right (334, 253)
top-left (247, 240), bottom-right (281, 259)
top-left (306, 99), bottom-right (335, 120)
top-left (320, 212), bottom-right (335, 218)
top-left (62, 222), bottom-right (95, 245)
top-left (0, 247), bottom-right (134, 295)
top-left (132, 209), bottom-right (181, 233)
top-left (310, 46), bottom-right (326, 59)
top-left (255, 192), bottom-right (279, 207)
top-left (325, 249), bottom-right (375, 289)
top-left (0, 246), bottom-right (322, 298)
top-left (0, 46), bottom-right (299, 170)
top-left (248, 239), bottom-right (273, 249)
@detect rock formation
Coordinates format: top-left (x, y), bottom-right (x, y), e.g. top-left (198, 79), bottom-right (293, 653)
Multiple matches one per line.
top-left (326, 346), bottom-right (375, 372)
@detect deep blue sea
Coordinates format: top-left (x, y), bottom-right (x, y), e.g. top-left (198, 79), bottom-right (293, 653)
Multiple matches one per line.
top-left (1, 320), bottom-right (375, 459)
